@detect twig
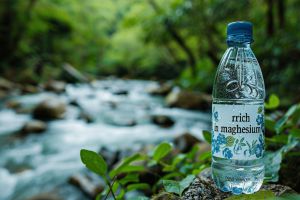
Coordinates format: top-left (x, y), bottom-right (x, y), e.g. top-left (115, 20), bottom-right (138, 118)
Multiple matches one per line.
top-left (104, 176), bottom-right (117, 200)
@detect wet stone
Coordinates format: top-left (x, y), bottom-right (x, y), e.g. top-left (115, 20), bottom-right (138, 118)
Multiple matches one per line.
top-left (26, 193), bottom-right (63, 200)
top-left (151, 115), bottom-right (175, 128)
top-left (147, 82), bottom-right (173, 96)
top-left (44, 80), bottom-right (66, 93)
top-left (181, 168), bottom-right (297, 200)
top-left (33, 98), bottom-right (66, 120)
top-left (68, 173), bottom-right (104, 199)
top-left (174, 133), bottom-right (203, 153)
top-left (20, 120), bottom-right (47, 135)
top-left (166, 90), bottom-right (211, 110)
top-left (112, 89), bottom-right (128, 95)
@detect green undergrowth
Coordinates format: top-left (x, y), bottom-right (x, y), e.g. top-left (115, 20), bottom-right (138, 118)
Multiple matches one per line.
top-left (80, 94), bottom-right (300, 199)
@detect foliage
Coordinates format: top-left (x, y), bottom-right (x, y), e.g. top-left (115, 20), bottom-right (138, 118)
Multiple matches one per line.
top-left (163, 174), bottom-right (195, 196)
top-left (80, 141), bottom-right (209, 199)
top-left (1, 0), bottom-right (300, 103)
top-left (80, 94), bottom-right (299, 199)
top-left (263, 95), bottom-right (300, 182)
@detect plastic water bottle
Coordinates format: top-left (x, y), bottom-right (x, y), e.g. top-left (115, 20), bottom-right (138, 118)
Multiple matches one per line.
top-left (211, 21), bottom-right (265, 194)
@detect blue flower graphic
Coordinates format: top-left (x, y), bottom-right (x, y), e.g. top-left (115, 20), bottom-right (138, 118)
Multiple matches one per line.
top-left (256, 114), bottom-right (264, 126)
top-left (212, 139), bottom-right (220, 153)
top-left (259, 134), bottom-right (264, 149)
top-left (255, 144), bottom-right (263, 158)
top-left (222, 148), bottom-right (233, 159)
top-left (214, 111), bottom-right (218, 122)
top-left (217, 133), bottom-right (226, 145)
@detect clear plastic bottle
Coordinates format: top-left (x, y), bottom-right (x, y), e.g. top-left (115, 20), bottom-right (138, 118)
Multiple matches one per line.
top-left (211, 21), bottom-right (265, 195)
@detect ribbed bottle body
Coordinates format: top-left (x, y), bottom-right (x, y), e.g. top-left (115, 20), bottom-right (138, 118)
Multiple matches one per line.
top-left (211, 44), bottom-right (265, 194)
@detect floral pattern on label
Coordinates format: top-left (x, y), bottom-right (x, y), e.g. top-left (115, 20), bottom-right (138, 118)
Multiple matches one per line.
top-left (212, 104), bottom-right (264, 160)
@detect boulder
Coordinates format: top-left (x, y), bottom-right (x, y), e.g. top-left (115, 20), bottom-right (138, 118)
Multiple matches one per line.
top-left (69, 174), bottom-right (104, 199)
top-left (0, 90), bottom-right (7, 99)
top-left (174, 133), bottom-right (205, 153)
top-left (0, 77), bottom-right (14, 91)
top-left (69, 99), bottom-right (80, 107)
top-left (166, 90), bottom-right (211, 110)
top-left (151, 115), bottom-right (175, 128)
top-left (61, 63), bottom-right (89, 83)
top-left (78, 111), bottom-right (94, 123)
top-left (6, 100), bottom-right (22, 110)
top-left (181, 168), bottom-right (297, 199)
top-left (147, 82), bottom-right (173, 96)
top-left (44, 80), bottom-right (66, 93)
top-left (20, 120), bottom-right (47, 135)
top-left (33, 98), bottom-right (66, 120)
top-left (113, 89), bottom-right (128, 95)
top-left (20, 85), bottom-right (39, 94)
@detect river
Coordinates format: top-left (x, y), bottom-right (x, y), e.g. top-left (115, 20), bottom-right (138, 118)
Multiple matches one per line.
top-left (0, 79), bottom-right (210, 200)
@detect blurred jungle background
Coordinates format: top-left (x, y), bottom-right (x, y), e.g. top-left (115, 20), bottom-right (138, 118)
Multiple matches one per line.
top-left (0, 0), bottom-right (299, 200)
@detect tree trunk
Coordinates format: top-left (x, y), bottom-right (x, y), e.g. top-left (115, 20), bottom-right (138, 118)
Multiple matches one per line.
top-left (266, 0), bottom-right (275, 36)
top-left (0, 0), bottom-right (37, 68)
top-left (277, 0), bottom-right (285, 29)
top-left (148, 0), bottom-right (197, 74)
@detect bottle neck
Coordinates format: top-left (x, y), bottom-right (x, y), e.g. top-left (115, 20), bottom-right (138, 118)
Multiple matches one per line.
top-left (227, 42), bottom-right (251, 48)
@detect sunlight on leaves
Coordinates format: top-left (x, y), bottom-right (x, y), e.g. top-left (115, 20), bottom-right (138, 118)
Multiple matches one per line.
top-left (265, 94), bottom-right (280, 110)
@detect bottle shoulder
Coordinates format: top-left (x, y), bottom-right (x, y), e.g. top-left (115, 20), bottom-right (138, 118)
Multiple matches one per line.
top-left (213, 47), bottom-right (265, 100)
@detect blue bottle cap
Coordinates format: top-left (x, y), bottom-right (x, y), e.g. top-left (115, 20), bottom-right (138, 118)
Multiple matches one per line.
top-left (227, 21), bottom-right (253, 44)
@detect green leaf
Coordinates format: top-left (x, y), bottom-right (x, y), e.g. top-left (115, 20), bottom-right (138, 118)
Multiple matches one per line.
top-left (116, 187), bottom-right (125, 199)
top-left (95, 193), bottom-right (102, 200)
top-left (264, 150), bottom-right (282, 182)
top-left (178, 174), bottom-right (195, 195)
top-left (264, 140), bottom-right (298, 182)
top-left (80, 149), bottom-right (107, 177)
top-left (163, 180), bottom-right (181, 195)
top-left (110, 153), bottom-right (145, 177)
top-left (203, 130), bottom-right (212, 144)
top-left (163, 175), bottom-right (195, 196)
top-left (153, 142), bottom-right (172, 162)
top-left (290, 128), bottom-right (300, 139)
top-left (161, 172), bottom-right (184, 180)
top-left (275, 105), bottom-right (299, 134)
top-left (265, 94), bottom-right (280, 109)
top-left (225, 190), bottom-right (275, 200)
top-left (198, 151), bottom-right (211, 161)
top-left (265, 117), bottom-right (276, 132)
top-left (171, 154), bottom-right (186, 167)
top-left (281, 140), bottom-right (298, 154)
top-left (127, 183), bottom-right (150, 191)
top-left (119, 173), bottom-right (139, 185)
top-left (269, 134), bottom-right (289, 144)
top-left (186, 145), bottom-right (199, 159)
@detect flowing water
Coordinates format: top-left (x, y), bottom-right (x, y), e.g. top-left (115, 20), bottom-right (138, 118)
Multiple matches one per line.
top-left (0, 79), bottom-right (210, 200)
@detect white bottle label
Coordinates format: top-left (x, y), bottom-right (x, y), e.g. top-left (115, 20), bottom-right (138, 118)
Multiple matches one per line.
top-left (212, 104), bottom-right (264, 160)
